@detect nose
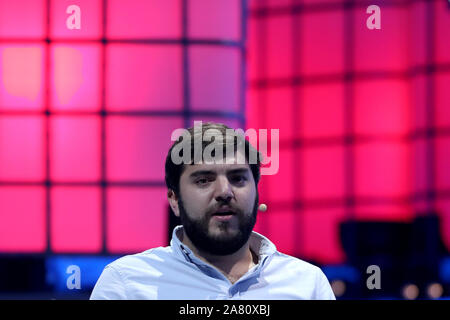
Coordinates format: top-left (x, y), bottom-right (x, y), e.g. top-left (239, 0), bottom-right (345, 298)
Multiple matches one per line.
top-left (214, 175), bottom-right (234, 203)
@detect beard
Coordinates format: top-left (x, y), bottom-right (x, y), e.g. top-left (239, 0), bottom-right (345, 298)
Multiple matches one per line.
top-left (177, 192), bottom-right (259, 256)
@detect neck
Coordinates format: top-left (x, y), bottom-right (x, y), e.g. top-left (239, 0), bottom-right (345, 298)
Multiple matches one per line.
top-left (178, 229), bottom-right (258, 282)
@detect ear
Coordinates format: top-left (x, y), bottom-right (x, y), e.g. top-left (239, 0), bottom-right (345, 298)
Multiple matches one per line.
top-left (167, 189), bottom-right (180, 217)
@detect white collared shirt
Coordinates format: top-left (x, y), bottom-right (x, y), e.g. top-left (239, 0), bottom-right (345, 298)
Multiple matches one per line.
top-left (90, 225), bottom-right (336, 300)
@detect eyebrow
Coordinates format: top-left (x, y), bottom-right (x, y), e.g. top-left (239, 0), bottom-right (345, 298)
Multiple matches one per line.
top-left (189, 167), bottom-right (250, 179)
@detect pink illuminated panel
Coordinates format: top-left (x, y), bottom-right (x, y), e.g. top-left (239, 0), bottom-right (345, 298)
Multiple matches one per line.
top-left (247, 14), bottom-right (262, 81)
top-left (50, 0), bottom-right (102, 39)
top-left (264, 210), bottom-right (296, 256)
top-left (354, 7), bottom-right (408, 72)
top-left (50, 45), bottom-right (101, 111)
top-left (410, 75), bottom-right (427, 131)
top-left (302, 208), bottom-right (346, 264)
top-left (0, 116), bottom-right (45, 181)
top-left (0, 0), bottom-right (45, 38)
top-left (300, 82), bottom-right (345, 139)
top-left (0, 187), bottom-right (46, 252)
top-left (354, 79), bottom-right (410, 136)
top-left (107, 187), bottom-right (168, 253)
top-left (436, 137), bottom-right (450, 191)
top-left (50, 116), bottom-right (101, 181)
top-left (266, 15), bottom-right (293, 79)
top-left (0, 45), bottom-right (44, 110)
top-left (435, 73), bottom-right (450, 129)
top-left (302, 146), bottom-right (345, 200)
top-left (106, 117), bottom-right (184, 181)
top-left (300, 10), bottom-right (344, 76)
top-left (263, 149), bottom-right (295, 203)
top-left (354, 202), bottom-right (413, 222)
top-left (190, 46), bottom-right (240, 112)
top-left (265, 87), bottom-right (294, 141)
top-left (106, 44), bottom-right (183, 111)
top-left (409, 0), bottom-right (427, 66)
top-left (355, 141), bottom-right (412, 198)
top-left (435, 0), bottom-right (450, 64)
top-left (189, 0), bottom-right (240, 41)
top-left (51, 187), bottom-right (102, 253)
top-left (107, 0), bottom-right (181, 39)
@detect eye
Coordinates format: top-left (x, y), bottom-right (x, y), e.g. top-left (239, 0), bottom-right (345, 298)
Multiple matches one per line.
top-left (231, 175), bottom-right (247, 185)
top-left (195, 178), bottom-right (210, 186)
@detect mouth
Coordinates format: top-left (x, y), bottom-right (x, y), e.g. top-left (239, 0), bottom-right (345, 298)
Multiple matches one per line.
top-left (211, 207), bottom-right (237, 221)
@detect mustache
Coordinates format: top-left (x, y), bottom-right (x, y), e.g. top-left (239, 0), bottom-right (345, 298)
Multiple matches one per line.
top-left (207, 203), bottom-right (243, 217)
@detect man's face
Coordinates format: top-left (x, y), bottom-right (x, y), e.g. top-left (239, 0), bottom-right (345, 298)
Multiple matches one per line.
top-left (176, 155), bottom-right (259, 256)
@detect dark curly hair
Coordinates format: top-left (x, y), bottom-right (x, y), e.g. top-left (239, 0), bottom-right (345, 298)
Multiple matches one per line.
top-left (165, 122), bottom-right (262, 197)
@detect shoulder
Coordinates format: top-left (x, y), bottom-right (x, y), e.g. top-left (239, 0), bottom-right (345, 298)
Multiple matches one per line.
top-left (268, 252), bottom-right (336, 299)
top-left (107, 246), bottom-right (173, 274)
top-left (271, 251), bottom-right (324, 276)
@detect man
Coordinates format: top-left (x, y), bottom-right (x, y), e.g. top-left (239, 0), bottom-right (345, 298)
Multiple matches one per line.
top-left (90, 122), bottom-right (335, 300)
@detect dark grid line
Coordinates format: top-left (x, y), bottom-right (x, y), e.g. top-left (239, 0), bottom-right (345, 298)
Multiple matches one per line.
top-left (44, 0), bottom-right (52, 255)
top-left (291, 1), bottom-right (303, 257)
top-left (0, 38), bottom-right (245, 47)
top-left (248, 64), bottom-right (450, 88)
top-left (424, 0), bottom-right (437, 215)
top-left (239, 0), bottom-right (248, 130)
top-left (100, 0), bottom-right (108, 255)
top-left (249, 0), bottom-right (428, 18)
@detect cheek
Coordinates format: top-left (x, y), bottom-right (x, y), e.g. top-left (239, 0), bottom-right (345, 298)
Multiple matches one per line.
top-left (181, 188), bottom-right (211, 216)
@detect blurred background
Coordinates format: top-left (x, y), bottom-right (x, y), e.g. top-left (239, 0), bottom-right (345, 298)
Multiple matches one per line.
top-left (0, 0), bottom-right (449, 299)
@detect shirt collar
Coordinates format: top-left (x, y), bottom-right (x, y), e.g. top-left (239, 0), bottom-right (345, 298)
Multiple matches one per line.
top-left (170, 225), bottom-right (277, 265)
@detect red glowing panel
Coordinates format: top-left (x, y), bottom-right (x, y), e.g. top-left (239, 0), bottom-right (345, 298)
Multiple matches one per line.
top-left (189, 0), bottom-right (240, 41)
top-left (190, 47), bottom-right (240, 112)
top-left (436, 137), bottom-right (450, 191)
top-left (300, 10), bottom-right (344, 76)
top-left (436, 199), bottom-right (450, 251)
top-left (410, 0), bottom-right (427, 66)
top-left (355, 141), bottom-right (412, 198)
top-left (50, 116), bottom-right (100, 181)
top-left (263, 149), bottom-right (294, 203)
top-left (264, 210), bottom-right (297, 256)
top-left (50, 0), bottom-right (102, 39)
top-left (247, 17), bottom-right (263, 81)
top-left (411, 75), bottom-right (427, 131)
top-left (51, 187), bottom-right (102, 253)
top-left (106, 44), bottom-right (182, 111)
top-left (0, 0), bottom-right (45, 38)
top-left (0, 45), bottom-right (44, 109)
top-left (354, 79), bottom-right (410, 136)
top-left (354, 202), bottom-right (413, 222)
top-left (354, 7), bottom-right (408, 72)
top-left (435, 0), bottom-right (450, 64)
top-left (301, 146), bottom-right (345, 200)
top-left (300, 82), bottom-right (345, 139)
top-left (412, 138), bottom-right (429, 194)
top-left (265, 87), bottom-right (294, 141)
top-left (302, 208), bottom-right (346, 264)
top-left (0, 116), bottom-right (45, 181)
top-left (106, 117), bottom-right (184, 181)
top-left (107, 187), bottom-right (168, 253)
top-left (0, 187), bottom-right (46, 252)
top-left (107, 0), bottom-right (181, 39)
top-left (266, 15), bottom-right (293, 79)
top-left (435, 73), bottom-right (450, 129)
top-left (245, 89), bottom-right (264, 131)
top-left (50, 45), bottom-right (101, 111)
